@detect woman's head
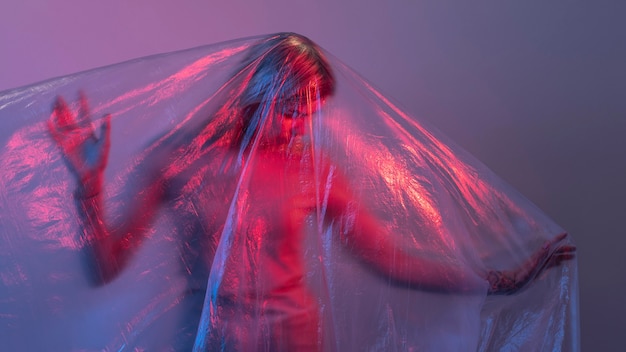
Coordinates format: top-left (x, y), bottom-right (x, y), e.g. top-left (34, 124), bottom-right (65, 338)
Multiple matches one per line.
top-left (237, 33), bottom-right (336, 149)
top-left (169, 33), bottom-right (335, 172)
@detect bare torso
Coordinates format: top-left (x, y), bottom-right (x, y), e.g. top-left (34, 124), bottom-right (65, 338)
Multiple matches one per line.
top-left (178, 145), bottom-right (323, 350)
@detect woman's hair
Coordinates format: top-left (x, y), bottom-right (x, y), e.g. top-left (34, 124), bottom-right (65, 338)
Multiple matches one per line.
top-left (234, 32), bottom-right (336, 152)
top-left (239, 32), bottom-right (335, 109)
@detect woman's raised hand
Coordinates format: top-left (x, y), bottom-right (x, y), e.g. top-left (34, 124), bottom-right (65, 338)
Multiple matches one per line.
top-left (48, 93), bottom-right (111, 195)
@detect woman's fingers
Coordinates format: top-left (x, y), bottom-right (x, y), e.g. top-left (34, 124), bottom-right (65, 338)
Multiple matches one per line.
top-left (94, 114), bottom-right (112, 167)
top-left (50, 95), bottom-right (98, 145)
top-left (527, 235), bottom-right (575, 279)
top-left (490, 233), bottom-right (576, 294)
top-left (49, 95), bottom-right (96, 168)
top-left (547, 247), bottom-right (577, 268)
top-left (544, 232), bottom-right (568, 250)
top-left (53, 96), bottom-right (77, 129)
top-left (555, 232), bottom-right (568, 241)
top-left (555, 245), bottom-right (576, 254)
top-left (77, 91), bottom-right (94, 128)
top-left (47, 118), bottom-right (63, 144)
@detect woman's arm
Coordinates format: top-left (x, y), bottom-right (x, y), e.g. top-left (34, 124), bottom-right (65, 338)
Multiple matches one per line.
top-left (325, 169), bottom-right (575, 295)
top-left (48, 94), bottom-right (169, 284)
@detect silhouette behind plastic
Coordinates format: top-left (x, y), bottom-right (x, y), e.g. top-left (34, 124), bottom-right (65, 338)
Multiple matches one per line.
top-left (1, 33), bottom-right (577, 351)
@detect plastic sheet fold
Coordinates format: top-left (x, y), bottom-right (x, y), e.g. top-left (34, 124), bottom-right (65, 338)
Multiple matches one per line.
top-left (0, 33), bottom-right (578, 351)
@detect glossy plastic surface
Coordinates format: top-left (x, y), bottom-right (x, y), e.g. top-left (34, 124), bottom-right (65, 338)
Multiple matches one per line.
top-left (0, 33), bottom-right (578, 351)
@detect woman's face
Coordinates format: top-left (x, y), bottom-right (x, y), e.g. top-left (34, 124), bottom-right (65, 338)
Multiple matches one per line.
top-left (263, 93), bottom-right (323, 147)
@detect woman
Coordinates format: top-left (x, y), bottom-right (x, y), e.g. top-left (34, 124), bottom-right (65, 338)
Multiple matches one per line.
top-left (47, 33), bottom-right (574, 351)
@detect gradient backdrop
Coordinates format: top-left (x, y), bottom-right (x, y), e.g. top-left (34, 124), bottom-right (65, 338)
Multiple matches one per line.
top-left (1, 1), bottom-right (624, 350)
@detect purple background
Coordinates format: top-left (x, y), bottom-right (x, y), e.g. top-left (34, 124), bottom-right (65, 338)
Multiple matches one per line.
top-left (1, 1), bottom-right (624, 350)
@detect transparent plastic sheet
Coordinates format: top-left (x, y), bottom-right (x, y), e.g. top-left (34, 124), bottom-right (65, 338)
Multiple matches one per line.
top-left (0, 33), bottom-right (578, 351)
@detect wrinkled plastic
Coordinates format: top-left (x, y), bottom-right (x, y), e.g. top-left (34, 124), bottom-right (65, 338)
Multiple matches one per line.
top-left (0, 33), bottom-right (578, 351)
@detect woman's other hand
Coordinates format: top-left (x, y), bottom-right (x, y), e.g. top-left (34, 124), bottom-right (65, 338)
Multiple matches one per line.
top-left (487, 232), bottom-right (576, 295)
top-left (47, 93), bottom-right (111, 196)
